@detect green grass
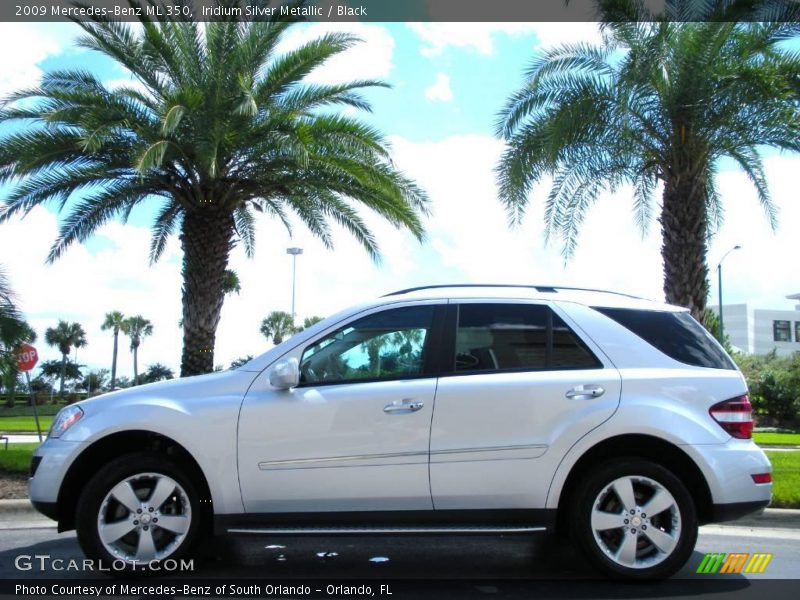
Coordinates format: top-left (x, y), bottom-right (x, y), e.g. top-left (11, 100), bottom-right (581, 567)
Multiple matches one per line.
top-left (0, 443), bottom-right (38, 473)
top-left (754, 432), bottom-right (800, 446)
top-left (765, 451), bottom-right (800, 508)
top-left (0, 416), bottom-right (53, 433)
top-left (0, 403), bottom-right (64, 417)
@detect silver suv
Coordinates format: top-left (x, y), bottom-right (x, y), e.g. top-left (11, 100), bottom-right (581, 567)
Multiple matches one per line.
top-left (29, 285), bottom-right (772, 579)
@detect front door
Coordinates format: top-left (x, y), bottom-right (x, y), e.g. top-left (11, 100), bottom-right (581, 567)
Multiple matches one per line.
top-left (238, 303), bottom-right (442, 513)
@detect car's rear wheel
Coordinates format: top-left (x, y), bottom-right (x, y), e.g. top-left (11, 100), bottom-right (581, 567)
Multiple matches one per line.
top-left (76, 452), bottom-right (203, 574)
top-left (570, 458), bottom-right (698, 580)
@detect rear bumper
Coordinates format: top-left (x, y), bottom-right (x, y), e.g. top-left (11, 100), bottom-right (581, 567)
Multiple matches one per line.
top-left (685, 440), bottom-right (772, 509)
top-left (710, 500), bottom-right (770, 523)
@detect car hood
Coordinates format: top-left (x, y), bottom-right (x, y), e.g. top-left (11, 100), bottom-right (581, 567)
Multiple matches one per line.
top-left (73, 369), bottom-right (257, 414)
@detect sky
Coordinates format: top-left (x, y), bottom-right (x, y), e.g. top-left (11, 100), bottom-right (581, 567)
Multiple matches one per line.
top-left (1, 20), bottom-right (799, 381)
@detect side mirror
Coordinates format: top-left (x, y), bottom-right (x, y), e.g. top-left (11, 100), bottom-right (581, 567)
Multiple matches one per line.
top-left (269, 358), bottom-right (300, 389)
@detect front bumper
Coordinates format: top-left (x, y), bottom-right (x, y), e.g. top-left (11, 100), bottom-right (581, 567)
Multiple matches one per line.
top-left (28, 437), bottom-right (84, 521)
top-left (30, 500), bottom-right (59, 521)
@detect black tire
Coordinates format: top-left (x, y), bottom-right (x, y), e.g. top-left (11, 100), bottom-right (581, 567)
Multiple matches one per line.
top-left (569, 458), bottom-right (698, 580)
top-left (76, 452), bottom-right (205, 575)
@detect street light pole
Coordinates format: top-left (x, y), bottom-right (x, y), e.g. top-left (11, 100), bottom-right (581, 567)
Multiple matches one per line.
top-left (286, 247), bottom-right (303, 323)
top-left (717, 244), bottom-right (741, 344)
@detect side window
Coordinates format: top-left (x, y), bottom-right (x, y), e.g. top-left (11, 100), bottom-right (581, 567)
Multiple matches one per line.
top-left (454, 304), bottom-right (601, 373)
top-left (300, 306), bottom-right (434, 385)
top-left (551, 312), bottom-right (603, 369)
top-left (594, 307), bottom-right (736, 370)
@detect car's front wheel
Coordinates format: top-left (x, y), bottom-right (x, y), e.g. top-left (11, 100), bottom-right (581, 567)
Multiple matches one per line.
top-left (570, 458), bottom-right (698, 580)
top-left (76, 452), bottom-right (203, 574)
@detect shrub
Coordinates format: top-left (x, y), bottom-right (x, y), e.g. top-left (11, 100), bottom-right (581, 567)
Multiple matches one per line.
top-left (735, 351), bottom-right (800, 427)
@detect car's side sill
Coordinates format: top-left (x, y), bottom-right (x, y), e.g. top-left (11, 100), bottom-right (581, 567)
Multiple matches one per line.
top-left (225, 525), bottom-right (547, 536)
top-left (215, 509), bottom-right (556, 536)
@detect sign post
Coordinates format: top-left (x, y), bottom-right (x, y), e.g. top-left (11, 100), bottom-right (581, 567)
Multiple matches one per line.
top-left (16, 343), bottom-right (42, 442)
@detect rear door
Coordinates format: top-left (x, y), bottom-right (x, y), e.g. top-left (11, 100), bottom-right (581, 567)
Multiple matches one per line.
top-left (429, 301), bottom-right (621, 510)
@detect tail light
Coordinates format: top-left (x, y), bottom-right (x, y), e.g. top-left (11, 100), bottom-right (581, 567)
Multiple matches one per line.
top-left (709, 395), bottom-right (753, 439)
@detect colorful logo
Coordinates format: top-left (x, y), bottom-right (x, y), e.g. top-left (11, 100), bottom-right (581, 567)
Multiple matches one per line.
top-left (696, 552), bottom-right (773, 574)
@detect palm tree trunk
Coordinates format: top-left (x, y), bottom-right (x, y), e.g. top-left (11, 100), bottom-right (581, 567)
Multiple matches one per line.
top-left (5, 377), bottom-right (15, 408)
top-left (59, 353), bottom-right (67, 400)
top-left (660, 173), bottom-right (709, 322)
top-left (180, 206), bottom-right (235, 376)
top-left (111, 330), bottom-right (118, 389)
top-left (133, 345), bottom-right (138, 386)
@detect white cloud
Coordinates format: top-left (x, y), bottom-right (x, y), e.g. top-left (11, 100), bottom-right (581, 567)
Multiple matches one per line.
top-left (276, 23), bottom-right (395, 85)
top-left (387, 135), bottom-right (800, 310)
top-left (104, 75), bottom-right (149, 95)
top-left (0, 207), bottom-right (185, 380)
top-left (530, 22), bottom-right (605, 49)
top-left (0, 24), bottom-right (73, 101)
top-left (408, 22), bottom-right (602, 57)
top-left (706, 156), bottom-right (800, 311)
top-left (0, 197), bottom-right (424, 378)
top-left (424, 73), bottom-right (453, 102)
top-left (3, 139), bottom-right (798, 381)
top-left (409, 23), bottom-right (526, 57)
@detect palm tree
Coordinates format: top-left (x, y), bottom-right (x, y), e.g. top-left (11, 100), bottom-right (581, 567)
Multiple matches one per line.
top-left (122, 316), bottom-right (153, 386)
top-left (496, 18), bottom-right (800, 320)
top-left (101, 311), bottom-right (125, 390)
top-left (301, 315), bottom-right (325, 330)
top-left (0, 2), bottom-right (429, 377)
top-left (0, 266), bottom-right (39, 407)
top-left (141, 363), bottom-right (174, 384)
top-left (0, 266), bottom-right (20, 336)
top-left (3, 321), bottom-right (37, 408)
top-left (222, 270), bottom-right (241, 296)
top-left (260, 311), bottom-right (296, 345)
top-left (44, 321), bottom-right (87, 400)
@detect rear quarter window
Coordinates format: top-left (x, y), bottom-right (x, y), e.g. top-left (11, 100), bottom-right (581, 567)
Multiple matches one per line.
top-left (593, 307), bottom-right (736, 370)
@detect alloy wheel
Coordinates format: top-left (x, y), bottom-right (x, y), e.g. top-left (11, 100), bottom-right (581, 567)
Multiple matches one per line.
top-left (590, 475), bottom-right (681, 569)
top-left (96, 472), bottom-right (192, 564)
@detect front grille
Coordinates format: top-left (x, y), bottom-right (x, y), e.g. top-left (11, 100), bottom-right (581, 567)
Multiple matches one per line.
top-left (29, 456), bottom-right (42, 477)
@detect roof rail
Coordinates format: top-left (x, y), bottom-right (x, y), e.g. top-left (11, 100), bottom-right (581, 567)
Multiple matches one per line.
top-left (382, 284), bottom-right (644, 300)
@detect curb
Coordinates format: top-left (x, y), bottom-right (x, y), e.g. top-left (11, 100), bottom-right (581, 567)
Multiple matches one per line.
top-left (729, 508), bottom-right (800, 529)
top-left (0, 499), bottom-right (35, 510)
top-left (0, 499), bottom-right (49, 524)
top-left (0, 499), bottom-right (55, 529)
top-left (0, 499), bottom-right (39, 517)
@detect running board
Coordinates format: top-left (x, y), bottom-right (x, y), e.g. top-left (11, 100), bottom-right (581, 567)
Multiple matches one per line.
top-left (214, 509), bottom-right (557, 536)
top-left (225, 525), bottom-right (547, 536)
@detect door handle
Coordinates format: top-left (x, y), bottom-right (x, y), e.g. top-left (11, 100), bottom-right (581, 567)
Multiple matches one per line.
top-left (565, 384), bottom-right (605, 400)
top-left (383, 399), bottom-right (424, 414)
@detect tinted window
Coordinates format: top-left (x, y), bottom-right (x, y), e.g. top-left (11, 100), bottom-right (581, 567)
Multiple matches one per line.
top-left (594, 307), bottom-right (735, 370)
top-left (773, 320), bottom-right (791, 342)
top-left (552, 313), bottom-right (601, 369)
top-left (300, 306), bottom-right (434, 384)
top-left (454, 304), bottom-right (601, 373)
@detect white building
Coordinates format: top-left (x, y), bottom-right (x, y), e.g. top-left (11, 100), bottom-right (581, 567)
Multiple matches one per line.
top-left (713, 294), bottom-right (800, 356)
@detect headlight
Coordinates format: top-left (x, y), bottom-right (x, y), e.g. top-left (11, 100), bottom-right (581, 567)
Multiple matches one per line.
top-left (49, 406), bottom-right (84, 438)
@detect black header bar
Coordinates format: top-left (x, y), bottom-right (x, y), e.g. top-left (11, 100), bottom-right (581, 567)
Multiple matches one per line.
top-left (3, 0), bottom-right (800, 23)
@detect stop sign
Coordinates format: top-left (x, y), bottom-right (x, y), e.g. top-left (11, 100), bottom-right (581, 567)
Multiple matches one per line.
top-left (16, 343), bottom-right (39, 372)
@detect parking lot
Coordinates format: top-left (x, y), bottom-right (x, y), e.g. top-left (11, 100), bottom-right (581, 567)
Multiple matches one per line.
top-left (1, 520), bottom-right (799, 599)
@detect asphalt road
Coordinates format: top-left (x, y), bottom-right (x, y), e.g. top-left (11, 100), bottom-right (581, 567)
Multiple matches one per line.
top-left (0, 524), bottom-right (799, 599)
